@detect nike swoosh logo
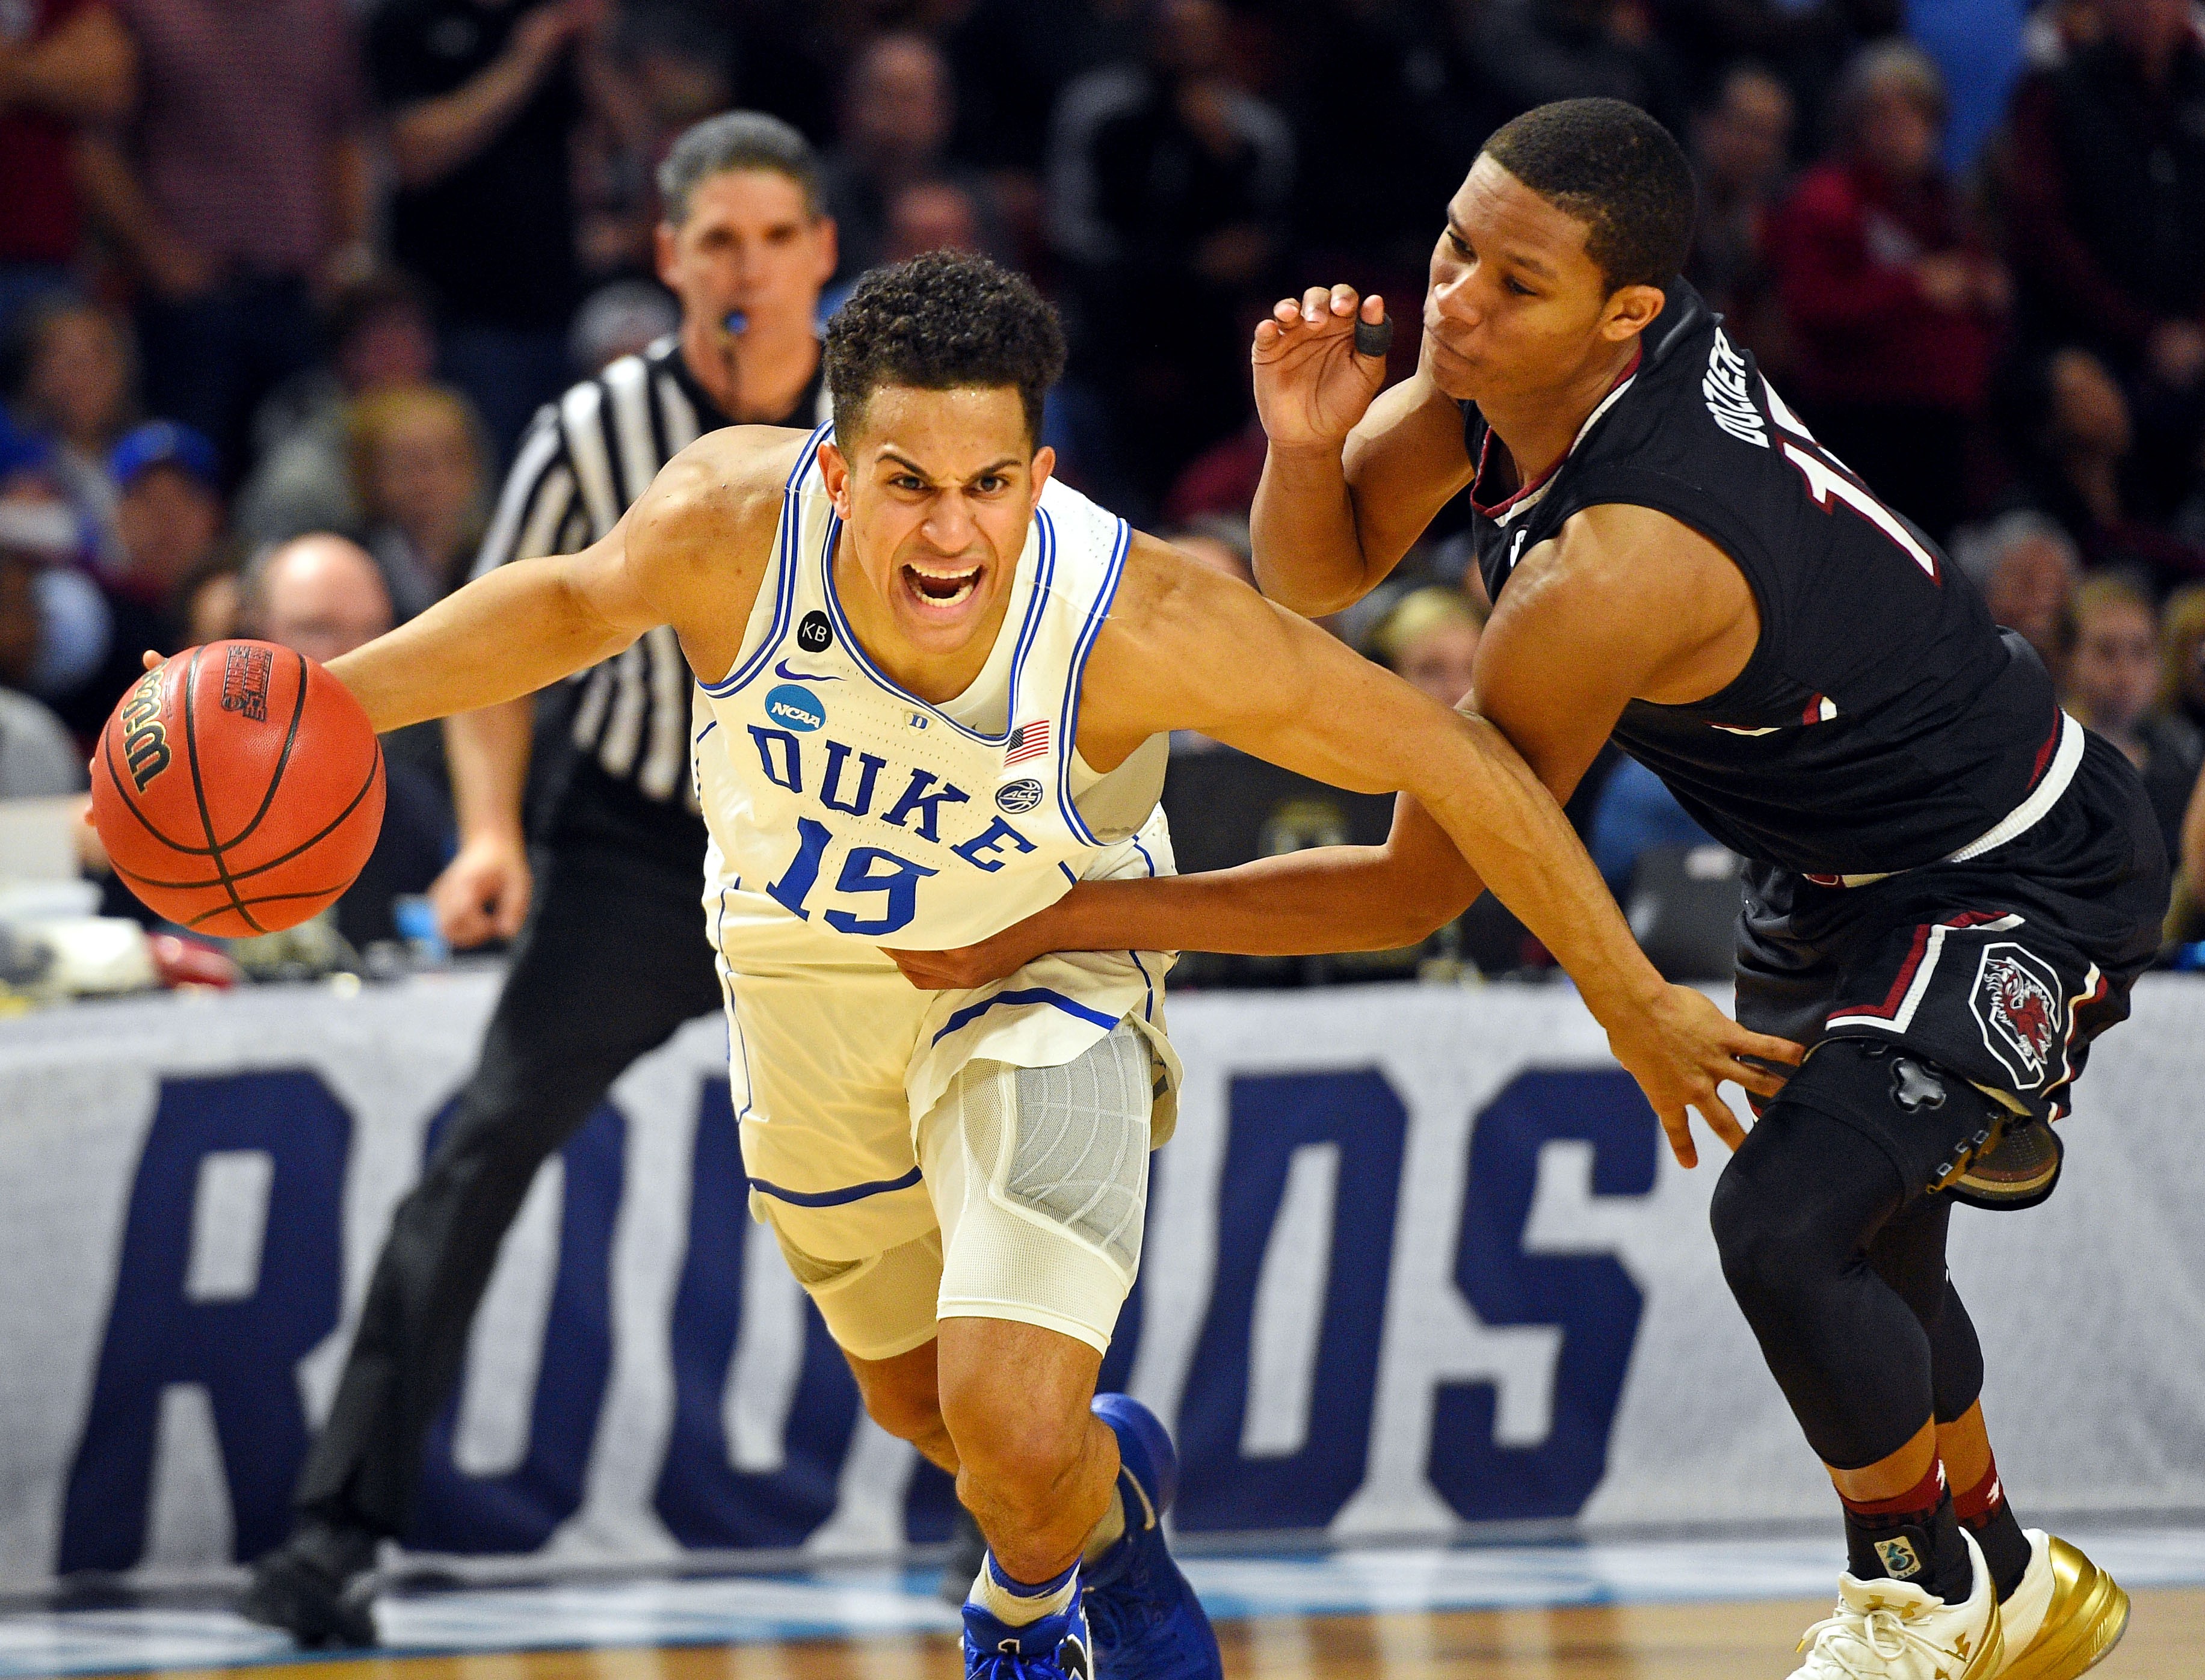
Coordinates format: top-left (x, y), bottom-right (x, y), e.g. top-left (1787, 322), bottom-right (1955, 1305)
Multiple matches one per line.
top-left (774, 659), bottom-right (841, 682)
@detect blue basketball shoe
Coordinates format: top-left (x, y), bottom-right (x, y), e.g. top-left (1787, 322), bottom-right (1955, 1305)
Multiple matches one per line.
top-left (962, 1574), bottom-right (1094, 1679)
top-left (1082, 1394), bottom-right (1223, 1679)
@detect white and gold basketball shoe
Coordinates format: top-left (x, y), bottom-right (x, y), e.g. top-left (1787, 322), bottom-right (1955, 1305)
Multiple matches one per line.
top-left (1788, 1529), bottom-right (2003, 1679)
top-left (1992, 1531), bottom-right (2129, 1679)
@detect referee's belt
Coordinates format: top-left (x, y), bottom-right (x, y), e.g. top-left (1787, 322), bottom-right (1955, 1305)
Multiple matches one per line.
top-left (1799, 712), bottom-right (2085, 891)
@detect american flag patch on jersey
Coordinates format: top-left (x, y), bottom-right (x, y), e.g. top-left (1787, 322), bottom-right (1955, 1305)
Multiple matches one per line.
top-left (1005, 720), bottom-right (1050, 765)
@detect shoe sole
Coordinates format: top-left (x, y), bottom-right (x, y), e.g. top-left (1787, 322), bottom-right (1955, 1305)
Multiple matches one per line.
top-left (1999, 1538), bottom-right (2130, 1680)
top-left (238, 1566), bottom-right (376, 1649)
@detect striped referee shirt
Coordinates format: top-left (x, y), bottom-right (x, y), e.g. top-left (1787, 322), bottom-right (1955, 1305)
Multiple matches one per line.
top-left (471, 334), bottom-right (830, 814)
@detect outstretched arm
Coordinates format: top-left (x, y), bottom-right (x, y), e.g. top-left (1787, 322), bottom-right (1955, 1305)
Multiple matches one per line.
top-left (889, 787), bottom-right (1476, 974)
top-left (327, 523), bottom-right (650, 732)
top-left (328, 429), bottom-right (794, 731)
top-left (1029, 526), bottom-right (1799, 1161)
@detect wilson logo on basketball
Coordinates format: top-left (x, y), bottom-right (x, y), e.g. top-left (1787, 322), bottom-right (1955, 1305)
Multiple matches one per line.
top-left (118, 671), bottom-right (172, 792)
top-left (221, 644), bottom-right (273, 721)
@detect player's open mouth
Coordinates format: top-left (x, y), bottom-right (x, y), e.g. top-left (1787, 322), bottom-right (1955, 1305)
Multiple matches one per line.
top-left (903, 561), bottom-right (982, 611)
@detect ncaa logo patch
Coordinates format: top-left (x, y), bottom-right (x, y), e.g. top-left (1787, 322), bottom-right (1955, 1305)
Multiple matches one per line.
top-left (763, 683), bottom-right (826, 733)
top-left (797, 610), bottom-right (832, 653)
top-left (996, 777), bottom-right (1044, 814)
top-left (1970, 943), bottom-right (2063, 1089)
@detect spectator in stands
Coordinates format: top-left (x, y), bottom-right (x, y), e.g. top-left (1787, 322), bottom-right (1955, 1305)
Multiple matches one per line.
top-left (1470, 0), bottom-right (1686, 134)
top-left (348, 384), bottom-right (487, 622)
top-left (2002, 0), bottom-right (2205, 394)
top-left (1167, 513), bottom-right (1257, 591)
top-left (1954, 506), bottom-right (2080, 680)
top-left (946, 0), bottom-right (1141, 180)
top-left (371, 0), bottom-right (640, 463)
top-left (883, 179), bottom-right (987, 263)
top-left (177, 550), bottom-right (238, 646)
top-left (1049, 0), bottom-right (1294, 509)
top-left (0, 0), bottom-right (134, 334)
top-left (242, 534), bottom-right (451, 949)
top-left (1652, 0), bottom-right (1861, 138)
top-left (1768, 42), bottom-right (2006, 541)
top-left (81, 0), bottom-right (370, 482)
top-left (2064, 573), bottom-right (2201, 859)
top-left (567, 278), bottom-right (679, 375)
top-left (235, 273), bottom-right (439, 549)
top-left (0, 432), bottom-right (114, 733)
top-left (1686, 63), bottom-right (1795, 368)
top-left (2007, 346), bottom-right (2205, 584)
top-left (821, 33), bottom-right (1001, 283)
top-left (1908, 0), bottom-right (2028, 174)
top-left (46, 417), bottom-right (221, 739)
top-left (572, 4), bottom-right (729, 282)
top-left (615, 1), bottom-right (727, 140)
top-left (106, 420), bottom-right (216, 623)
top-left (7, 295), bottom-right (136, 562)
top-left (1589, 757), bottom-right (1720, 899)
top-left (2159, 582), bottom-right (2205, 736)
top-left (0, 538), bottom-right (85, 796)
top-left (1366, 585), bottom-right (1486, 706)
top-left (1280, 0), bottom-right (1486, 274)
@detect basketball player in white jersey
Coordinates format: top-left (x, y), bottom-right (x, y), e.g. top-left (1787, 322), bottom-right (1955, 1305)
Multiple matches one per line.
top-left (321, 251), bottom-right (1796, 1679)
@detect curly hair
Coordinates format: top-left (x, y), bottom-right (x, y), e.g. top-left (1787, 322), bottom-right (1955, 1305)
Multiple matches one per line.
top-left (1482, 99), bottom-right (1697, 292)
top-left (824, 251), bottom-right (1066, 450)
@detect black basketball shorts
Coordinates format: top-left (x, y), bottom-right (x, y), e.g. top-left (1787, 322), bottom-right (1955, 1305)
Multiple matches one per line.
top-left (1734, 731), bottom-right (2169, 1141)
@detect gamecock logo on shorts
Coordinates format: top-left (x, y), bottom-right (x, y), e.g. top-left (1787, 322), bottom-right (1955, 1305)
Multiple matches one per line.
top-left (1970, 943), bottom-right (2064, 1090)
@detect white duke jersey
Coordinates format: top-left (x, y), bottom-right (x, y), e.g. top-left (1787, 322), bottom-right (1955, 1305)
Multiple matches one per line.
top-left (692, 424), bottom-right (1173, 968)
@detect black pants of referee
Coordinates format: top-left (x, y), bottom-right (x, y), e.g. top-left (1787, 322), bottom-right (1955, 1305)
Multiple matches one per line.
top-left (292, 831), bottom-right (721, 1539)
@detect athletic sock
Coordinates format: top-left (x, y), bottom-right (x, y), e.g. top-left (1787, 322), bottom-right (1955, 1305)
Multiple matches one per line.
top-left (1952, 1453), bottom-right (2032, 1600)
top-left (1839, 1460), bottom-right (1974, 1604)
top-left (1080, 1487), bottom-right (1127, 1568)
top-left (968, 1553), bottom-right (1079, 1628)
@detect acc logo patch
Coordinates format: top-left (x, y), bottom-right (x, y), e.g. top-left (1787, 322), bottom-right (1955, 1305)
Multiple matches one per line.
top-left (763, 683), bottom-right (826, 733)
top-left (797, 611), bottom-right (832, 653)
top-left (996, 777), bottom-right (1044, 814)
top-left (1970, 943), bottom-right (2064, 1089)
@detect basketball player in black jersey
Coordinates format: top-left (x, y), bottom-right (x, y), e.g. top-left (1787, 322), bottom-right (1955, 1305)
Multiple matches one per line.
top-left (893, 100), bottom-right (2165, 1678)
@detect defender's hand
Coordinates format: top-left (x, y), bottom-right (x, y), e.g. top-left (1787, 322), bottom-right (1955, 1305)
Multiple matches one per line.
top-left (1602, 985), bottom-right (1803, 1169)
top-left (432, 832), bottom-right (532, 947)
top-left (1252, 285), bottom-right (1390, 452)
top-left (884, 925), bottom-right (1040, 990)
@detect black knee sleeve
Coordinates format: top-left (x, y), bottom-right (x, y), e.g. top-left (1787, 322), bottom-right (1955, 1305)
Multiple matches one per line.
top-left (1866, 1193), bottom-right (1952, 1331)
top-left (1926, 1282), bottom-right (1987, 1423)
top-left (1710, 1044), bottom-right (1989, 1470)
top-left (1780, 1038), bottom-right (2008, 1199)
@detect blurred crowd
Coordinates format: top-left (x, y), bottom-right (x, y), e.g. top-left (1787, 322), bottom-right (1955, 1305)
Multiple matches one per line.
top-left (5, 0), bottom-right (2205, 970)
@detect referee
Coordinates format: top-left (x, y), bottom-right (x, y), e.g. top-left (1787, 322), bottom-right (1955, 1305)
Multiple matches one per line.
top-left (244, 112), bottom-right (837, 1646)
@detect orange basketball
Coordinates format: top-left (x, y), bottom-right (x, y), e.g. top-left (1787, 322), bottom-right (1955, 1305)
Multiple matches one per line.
top-left (90, 641), bottom-right (386, 937)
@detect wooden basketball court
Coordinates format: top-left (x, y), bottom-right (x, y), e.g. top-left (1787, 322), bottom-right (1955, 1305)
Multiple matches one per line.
top-left (122, 1586), bottom-right (2205, 1679)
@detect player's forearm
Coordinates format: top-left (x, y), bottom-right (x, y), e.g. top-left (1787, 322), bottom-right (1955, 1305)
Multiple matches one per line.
top-left (1250, 443), bottom-right (1375, 615)
top-left (443, 698), bottom-right (534, 845)
top-left (1044, 848), bottom-right (1475, 958)
top-left (328, 558), bottom-right (636, 733)
top-left (1413, 713), bottom-right (1665, 1018)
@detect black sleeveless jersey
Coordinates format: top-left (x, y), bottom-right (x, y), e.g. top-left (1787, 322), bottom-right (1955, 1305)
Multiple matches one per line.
top-left (1466, 279), bottom-right (2064, 878)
